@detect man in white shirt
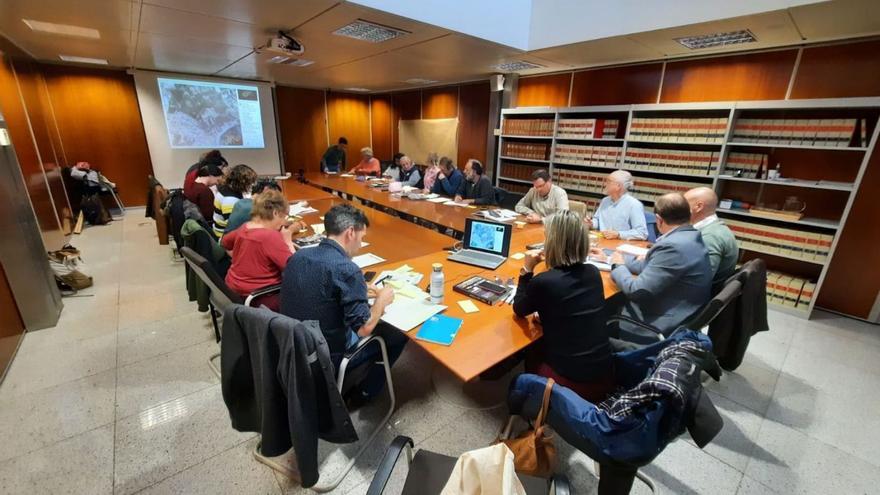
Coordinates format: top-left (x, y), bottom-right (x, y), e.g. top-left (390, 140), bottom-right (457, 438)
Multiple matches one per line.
top-left (585, 170), bottom-right (648, 240)
top-left (515, 169), bottom-right (569, 223)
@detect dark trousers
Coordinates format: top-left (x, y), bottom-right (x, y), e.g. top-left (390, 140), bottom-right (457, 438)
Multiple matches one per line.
top-left (344, 322), bottom-right (408, 398)
top-left (598, 463), bottom-right (638, 495)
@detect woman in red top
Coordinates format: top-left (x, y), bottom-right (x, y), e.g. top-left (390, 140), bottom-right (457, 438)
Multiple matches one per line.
top-left (349, 147), bottom-right (381, 176)
top-left (183, 163), bottom-right (223, 221)
top-left (221, 189), bottom-right (304, 311)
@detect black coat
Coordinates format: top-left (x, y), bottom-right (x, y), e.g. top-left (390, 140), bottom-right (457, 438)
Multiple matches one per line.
top-left (220, 305), bottom-right (358, 487)
top-left (708, 258), bottom-right (769, 371)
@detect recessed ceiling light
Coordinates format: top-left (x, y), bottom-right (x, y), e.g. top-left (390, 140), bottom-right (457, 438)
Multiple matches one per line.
top-left (333, 19), bottom-right (409, 43)
top-left (344, 87), bottom-right (370, 92)
top-left (59, 55), bottom-right (108, 65)
top-left (493, 61), bottom-right (544, 72)
top-left (286, 58), bottom-right (314, 67)
top-left (403, 78), bottom-right (438, 85)
top-left (267, 55), bottom-right (290, 64)
top-left (23, 19), bottom-right (100, 39)
top-left (676, 30), bottom-right (757, 50)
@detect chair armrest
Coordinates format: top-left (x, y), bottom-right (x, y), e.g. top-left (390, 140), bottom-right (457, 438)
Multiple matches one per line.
top-left (244, 284), bottom-right (282, 307)
top-left (607, 314), bottom-right (664, 335)
top-left (551, 473), bottom-right (571, 495)
top-left (344, 334), bottom-right (383, 359)
top-left (366, 435), bottom-right (414, 495)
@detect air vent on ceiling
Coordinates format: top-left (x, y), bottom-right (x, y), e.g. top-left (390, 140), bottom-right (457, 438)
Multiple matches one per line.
top-left (493, 60), bottom-right (544, 72)
top-left (59, 55), bottom-right (108, 65)
top-left (403, 78), bottom-right (439, 85)
top-left (333, 19), bottom-right (409, 43)
top-left (675, 30), bottom-right (757, 50)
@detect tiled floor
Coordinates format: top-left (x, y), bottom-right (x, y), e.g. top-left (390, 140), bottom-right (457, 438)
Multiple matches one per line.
top-left (2, 210), bottom-right (879, 494)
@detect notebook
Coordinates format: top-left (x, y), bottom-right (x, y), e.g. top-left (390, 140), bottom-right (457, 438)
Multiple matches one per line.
top-left (415, 314), bottom-right (463, 346)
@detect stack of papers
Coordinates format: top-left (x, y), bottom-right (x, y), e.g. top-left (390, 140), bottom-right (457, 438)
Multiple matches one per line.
top-left (374, 264), bottom-right (424, 287)
top-left (352, 253), bottom-right (385, 268)
top-left (289, 202), bottom-right (318, 216)
top-left (382, 299), bottom-right (447, 332)
top-left (443, 200), bottom-right (470, 207)
top-left (616, 244), bottom-right (649, 257)
top-left (427, 197), bottom-right (450, 203)
top-left (477, 209), bottom-right (519, 222)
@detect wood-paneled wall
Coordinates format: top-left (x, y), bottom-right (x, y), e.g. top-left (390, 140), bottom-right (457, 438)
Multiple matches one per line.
top-left (370, 94), bottom-right (393, 161)
top-left (40, 64), bottom-right (153, 207)
top-left (276, 86), bottom-right (327, 174)
top-left (327, 92), bottom-right (371, 170)
top-left (422, 86), bottom-right (458, 119)
top-left (0, 261), bottom-right (24, 381)
top-left (571, 63), bottom-right (663, 106)
top-left (790, 39), bottom-right (880, 99)
top-left (516, 73), bottom-right (571, 107)
top-left (391, 90), bottom-right (421, 154)
top-left (457, 82), bottom-right (490, 168)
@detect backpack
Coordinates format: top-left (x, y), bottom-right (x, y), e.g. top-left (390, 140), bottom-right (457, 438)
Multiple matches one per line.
top-left (80, 194), bottom-right (112, 225)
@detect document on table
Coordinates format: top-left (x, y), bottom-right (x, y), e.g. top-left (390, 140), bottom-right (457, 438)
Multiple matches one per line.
top-left (290, 202), bottom-right (318, 216)
top-left (352, 253), bottom-right (385, 269)
top-left (616, 244), bottom-right (649, 257)
top-left (457, 300), bottom-right (480, 313)
top-left (310, 223), bottom-right (325, 235)
top-left (427, 197), bottom-right (450, 203)
top-left (443, 200), bottom-right (470, 207)
top-left (381, 299), bottom-right (447, 332)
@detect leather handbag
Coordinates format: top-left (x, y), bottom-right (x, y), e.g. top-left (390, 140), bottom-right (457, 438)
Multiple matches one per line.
top-left (500, 378), bottom-right (557, 477)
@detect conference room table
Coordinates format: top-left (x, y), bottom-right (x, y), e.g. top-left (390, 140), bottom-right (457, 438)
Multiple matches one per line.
top-left (292, 174), bottom-right (645, 382)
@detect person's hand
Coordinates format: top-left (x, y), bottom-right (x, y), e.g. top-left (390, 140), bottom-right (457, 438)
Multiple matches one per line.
top-left (523, 250), bottom-right (544, 273)
top-left (583, 216), bottom-right (592, 228)
top-left (525, 213), bottom-right (542, 224)
top-left (602, 230), bottom-right (619, 240)
top-left (589, 246), bottom-right (603, 258)
top-left (454, 195), bottom-right (463, 202)
top-left (367, 284), bottom-right (379, 298)
top-left (609, 251), bottom-right (625, 266)
top-left (376, 286), bottom-right (395, 307)
top-left (280, 223), bottom-right (297, 241)
top-left (438, 172), bottom-right (446, 180)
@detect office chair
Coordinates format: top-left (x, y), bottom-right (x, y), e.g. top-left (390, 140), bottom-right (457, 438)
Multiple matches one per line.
top-left (643, 211), bottom-right (658, 242)
top-left (569, 200), bottom-right (587, 219)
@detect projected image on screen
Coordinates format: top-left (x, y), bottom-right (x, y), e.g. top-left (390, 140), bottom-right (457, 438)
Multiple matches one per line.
top-left (157, 78), bottom-right (265, 149)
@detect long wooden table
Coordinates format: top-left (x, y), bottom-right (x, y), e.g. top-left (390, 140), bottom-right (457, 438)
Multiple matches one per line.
top-left (293, 174), bottom-right (640, 382)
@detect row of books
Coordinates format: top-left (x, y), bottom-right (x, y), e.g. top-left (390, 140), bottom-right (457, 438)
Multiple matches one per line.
top-left (502, 118), bottom-right (555, 137)
top-left (732, 118), bottom-right (860, 147)
top-left (724, 218), bottom-right (833, 263)
top-left (723, 152), bottom-right (768, 179)
top-left (569, 194), bottom-right (601, 213)
top-left (623, 148), bottom-right (720, 177)
top-left (501, 142), bottom-right (551, 161)
top-left (498, 180), bottom-right (530, 195)
top-left (630, 177), bottom-right (707, 203)
top-left (500, 162), bottom-right (544, 181)
top-left (765, 268), bottom-right (816, 311)
top-left (629, 117), bottom-right (728, 144)
top-left (553, 144), bottom-right (622, 167)
top-left (556, 118), bottom-right (620, 139)
top-left (555, 169), bottom-right (703, 202)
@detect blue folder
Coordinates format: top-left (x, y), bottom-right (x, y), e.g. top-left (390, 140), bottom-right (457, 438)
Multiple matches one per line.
top-left (415, 314), bottom-right (463, 346)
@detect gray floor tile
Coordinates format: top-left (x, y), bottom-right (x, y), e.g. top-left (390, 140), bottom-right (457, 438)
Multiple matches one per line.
top-left (117, 290), bottom-right (197, 330)
top-left (780, 345), bottom-right (880, 399)
top-left (417, 406), bottom-right (508, 456)
top-left (705, 360), bottom-right (779, 414)
top-left (0, 424), bottom-right (114, 495)
top-left (116, 311), bottom-right (214, 366)
top-left (736, 475), bottom-right (781, 494)
top-left (114, 385), bottom-right (255, 495)
top-left (22, 304), bottom-right (119, 352)
top-left (640, 439), bottom-right (744, 495)
top-left (0, 370), bottom-right (115, 463)
top-left (686, 391), bottom-right (765, 472)
top-left (741, 333), bottom-right (790, 373)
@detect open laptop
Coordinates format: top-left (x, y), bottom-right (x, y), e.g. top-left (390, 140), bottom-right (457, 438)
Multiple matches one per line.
top-left (448, 218), bottom-right (512, 269)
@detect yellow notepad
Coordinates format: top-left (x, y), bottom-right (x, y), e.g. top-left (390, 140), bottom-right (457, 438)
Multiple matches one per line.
top-left (458, 300), bottom-right (480, 314)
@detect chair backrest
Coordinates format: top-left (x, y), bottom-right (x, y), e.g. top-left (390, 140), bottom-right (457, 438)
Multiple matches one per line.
top-left (683, 277), bottom-right (743, 330)
top-left (643, 211), bottom-right (658, 242)
top-left (569, 200), bottom-right (587, 219)
top-left (493, 186), bottom-right (508, 207)
top-left (180, 246), bottom-right (243, 309)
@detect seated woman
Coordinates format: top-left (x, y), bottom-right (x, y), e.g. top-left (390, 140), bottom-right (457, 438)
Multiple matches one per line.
top-left (221, 189), bottom-right (303, 311)
top-left (512, 209), bottom-right (614, 402)
top-left (349, 147), bottom-right (381, 176)
top-left (212, 164), bottom-right (257, 238)
top-left (183, 163), bottom-right (223, 222)
top-left (383, 153), bottom-right (403, 181)
top-left (422, 152), bottom-right (441, 192)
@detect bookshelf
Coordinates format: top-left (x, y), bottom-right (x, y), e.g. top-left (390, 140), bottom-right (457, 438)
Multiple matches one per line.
top-left (496, 97), bottom-right (880, 319)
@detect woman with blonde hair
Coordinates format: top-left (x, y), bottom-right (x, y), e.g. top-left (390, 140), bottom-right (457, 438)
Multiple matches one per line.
top-left (422, 152), bottom-right (441, 192)
top-left (221, 189), bottom-right (304, 311)
top-left (513, 209), bottom-right (614, 401)
top-left (349, 146), bottom-right (381, 176)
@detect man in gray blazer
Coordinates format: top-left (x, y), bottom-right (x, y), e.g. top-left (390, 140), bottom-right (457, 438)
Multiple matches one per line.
top-left (606, 193), bottom-right (712, 342)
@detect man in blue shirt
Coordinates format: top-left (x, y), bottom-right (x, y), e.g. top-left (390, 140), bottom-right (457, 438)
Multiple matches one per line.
top-left (431, 157), bottom-right (463, 196)
top-left (586, 170), bottom-right (648, 240)
top-left (280, 204), bottom-right (406, 405)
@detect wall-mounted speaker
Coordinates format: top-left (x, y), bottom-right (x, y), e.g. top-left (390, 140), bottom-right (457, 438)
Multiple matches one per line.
top-left (490, 74), bottom-right (505, 92)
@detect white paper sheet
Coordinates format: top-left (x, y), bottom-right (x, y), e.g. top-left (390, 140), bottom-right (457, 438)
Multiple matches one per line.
top-left (428, 197), bottom-right (450, 203)
top-left (381, 299), bottom-right (447, 332)
top-left (352, 253), bottom-right (385, 269)
top-left (310, 223), bottom-right (325, 235)
top-left (616, 244), bottom-right (649, 257)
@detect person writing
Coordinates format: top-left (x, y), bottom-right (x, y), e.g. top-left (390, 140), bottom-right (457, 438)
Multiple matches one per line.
top-left (585, 170), bottom-right (648, 240)
top-left (398, 155), bottom-right (422, 188)
top-left (221, 189), bottom-right (303, 311)
top-left (183, 163), bottom-right (224, 222)
top-left (213, 164), bottom-right (257, 238)
top-left (349, 147), bottom-right (381, 176)
top-left (422, 152), bottom-right (441, 192)
top-left (223, 178), bottom-right (282, 235)
top-left (321, 137), bottom-right (347, 173)
top-left (431, 157), bottom-right (462, 196)
top-left (513, 210), bottom-right (615, 401)
top-left (454, 159), bottom-right (495, 205)
top-left (383, 153), bottom-right (404, 181)
top-left (515, 169), bottom-right (569, 223)
top-left (280, 204), bottom-right (408, 407)
top-left (684, 187), bottom-right (739, 286)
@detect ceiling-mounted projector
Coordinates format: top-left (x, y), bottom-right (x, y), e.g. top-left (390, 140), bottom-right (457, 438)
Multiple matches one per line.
top-left (260, 31), bottom-right (304, 56)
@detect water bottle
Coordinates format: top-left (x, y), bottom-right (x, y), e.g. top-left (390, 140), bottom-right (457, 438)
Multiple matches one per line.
top-left (430, 263), bottom-right (444, 304)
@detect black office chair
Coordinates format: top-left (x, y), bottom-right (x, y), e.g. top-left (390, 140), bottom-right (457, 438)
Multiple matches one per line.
top-left (366, 436), bottom-right (571, 495)
top-left (493, 186), bottom-right (508, 207)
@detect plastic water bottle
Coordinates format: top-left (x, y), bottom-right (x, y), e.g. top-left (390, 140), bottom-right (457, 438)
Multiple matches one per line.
top-left (430, 263), bottom-right (444, 304)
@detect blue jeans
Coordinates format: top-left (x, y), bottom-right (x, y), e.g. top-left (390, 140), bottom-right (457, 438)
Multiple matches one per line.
top-left (342, 323), bottom-right (408, 398)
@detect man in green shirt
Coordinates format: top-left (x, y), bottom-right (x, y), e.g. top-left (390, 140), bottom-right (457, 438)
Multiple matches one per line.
top-left (685, 187), bottom-right (739, 286)
top-left (321, 137), bottom-right (348, 173)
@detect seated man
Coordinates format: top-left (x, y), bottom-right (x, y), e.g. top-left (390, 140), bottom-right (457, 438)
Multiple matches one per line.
top-left (515, 169), bottom-right (569, 223)
top-left (454, 159), bottom-right (495, 205)
top-left (70, 161), bottom-right (114, 194)
top-left (685, 187), bottom-right (739, 286)
top-left (431, 157), bottom-right (463, 196)
top-left (607, 193), bottom-right (712, 341)
top-left (398, 155), bottom-right (423, 188)
top-left (586, 170), bottom-right (648, 240)
top-left (280, 204), bottom-right (407, 406)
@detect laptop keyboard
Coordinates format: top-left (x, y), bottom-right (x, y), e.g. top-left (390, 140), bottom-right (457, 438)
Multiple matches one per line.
top-left (454, 250), bottom-right (504, 263)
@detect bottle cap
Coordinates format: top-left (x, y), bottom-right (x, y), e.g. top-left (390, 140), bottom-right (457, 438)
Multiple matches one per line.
top-left (432, 263), bottom-right (442, 271)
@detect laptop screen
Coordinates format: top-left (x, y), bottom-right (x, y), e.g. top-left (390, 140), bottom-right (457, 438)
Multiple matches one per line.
top-left (463, 218), bottom-right (512, 257)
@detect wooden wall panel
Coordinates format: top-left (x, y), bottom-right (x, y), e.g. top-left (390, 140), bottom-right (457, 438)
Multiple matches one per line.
top-left (276, 86), bottom-right (327, 174)
top-left (369, 95), bottom-right (393, 161)
top-left (41, 65), bottom-right (153, 206)
top-left (422, 86), bottom-right (458, 119)
top-left (457, 82), bottom-right (490, 169)
top-left (516, 73), bottom-right (571, 107)
top-left (660, 50), bottom-right (798, 103)
top-left (791, 40), bottom-right (880, 99)
top-left (0, 261), bottom-right (25, 381)
top-left (327, 92), bottom-right (371, 169)
top-left (391, 90), bottom-right (421, 154)
top-left (570, 63), bottom-right (664, 106)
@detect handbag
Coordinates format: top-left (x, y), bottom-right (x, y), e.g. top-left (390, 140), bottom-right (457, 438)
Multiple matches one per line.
top-left (500, 378), bottom-right (557, 477)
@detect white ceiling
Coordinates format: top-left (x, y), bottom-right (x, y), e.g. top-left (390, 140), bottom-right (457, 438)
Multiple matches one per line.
top-left (1, 0), bottom-right (879, 92)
